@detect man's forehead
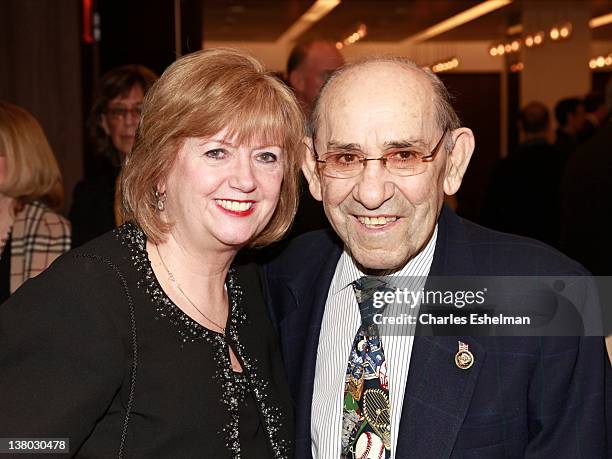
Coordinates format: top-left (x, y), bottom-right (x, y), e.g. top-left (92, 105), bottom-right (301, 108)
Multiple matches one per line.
top-left (319, 63), bottom-right (435, 137)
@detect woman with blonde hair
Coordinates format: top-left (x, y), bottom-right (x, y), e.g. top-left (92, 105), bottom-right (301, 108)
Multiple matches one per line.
top-left (0, 49), bottom-right (303, 457)
top-left (0, 101), bottom-right (70, 300)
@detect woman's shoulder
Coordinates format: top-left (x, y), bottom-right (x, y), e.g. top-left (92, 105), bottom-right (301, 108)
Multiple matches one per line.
top-left (68, 222), bottom-right (143, 270)
top-left (16, 201), bottom-right (71, 238)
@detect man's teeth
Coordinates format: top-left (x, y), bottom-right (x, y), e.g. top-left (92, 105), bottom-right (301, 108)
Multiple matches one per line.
top-left (216, 200), bottom-right (253, 212)
top-left (357, 216), bottom-right (398, 227)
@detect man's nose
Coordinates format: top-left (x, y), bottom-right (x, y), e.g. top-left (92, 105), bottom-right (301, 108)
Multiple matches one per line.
top-left (228, 156), bottom-right (257, 193)
top-left (124, 109), bottom-right (140, 125)
top-left (352, 160), bottom-right (394, 210)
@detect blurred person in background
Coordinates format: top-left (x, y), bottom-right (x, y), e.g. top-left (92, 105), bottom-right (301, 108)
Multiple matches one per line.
top-left (0, 101), bottom-right (70, 301)
top-left (561, 79), bottom-right (612, 277)
top-left (554, 97), bottom-right (586, 157)
top-left (287, 40), bottom-right (344, 118)
top-left (482, 101), bottom-right (563, 247)
top-left (69, 64), bottom-right (157, 247)
top-left (286, 40), bottom-right (344, 238)
top-left (0, 48), bottom-right (302, 457)
top-left (582, 92), bottom-right (609, 140)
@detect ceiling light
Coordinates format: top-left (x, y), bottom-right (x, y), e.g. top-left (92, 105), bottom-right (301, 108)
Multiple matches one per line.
top-left (533, 33), bottom-right (543, 45)
top-left (550, 27), bottom-right (560, 40)
top-left (340, 23), bottom-right (367, 47)
top-left (506, 23), bottom-right (523, 35)
top-left (402, 0), bottom-right (513, 44)
top-left (589, 12), bottom-right (612, 28)
top-left (276, 0), bottom-right (341, 43)
top-left (508, 12), bottom-right (610, 39)
top-left (431, 57), bottom-right (459, 73)
top-left (510, 62), bottom-right (524, 72)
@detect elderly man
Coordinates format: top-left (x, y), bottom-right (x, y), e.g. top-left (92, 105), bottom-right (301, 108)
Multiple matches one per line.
top-left (264, 57), bottom-right (607, 458)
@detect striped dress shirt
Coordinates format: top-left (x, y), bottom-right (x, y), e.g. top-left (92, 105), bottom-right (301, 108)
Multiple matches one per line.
top-left (311, 226), bottom-right (437, 458)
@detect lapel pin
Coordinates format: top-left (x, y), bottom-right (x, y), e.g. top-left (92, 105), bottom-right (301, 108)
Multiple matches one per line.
top-left (455, 341), bottom-right (474, 370)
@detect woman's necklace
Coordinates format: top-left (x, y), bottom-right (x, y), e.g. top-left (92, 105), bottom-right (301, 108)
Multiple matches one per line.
top-left (154, 243), bottom-right (226, 334)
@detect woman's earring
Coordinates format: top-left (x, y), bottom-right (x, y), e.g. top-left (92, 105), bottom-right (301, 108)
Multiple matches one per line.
top-left (155, 190), bottom-right (166, 212)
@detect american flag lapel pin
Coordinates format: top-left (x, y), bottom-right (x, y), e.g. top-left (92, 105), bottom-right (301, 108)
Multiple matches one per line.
top-left (455, 340), bottom-right (474, 370)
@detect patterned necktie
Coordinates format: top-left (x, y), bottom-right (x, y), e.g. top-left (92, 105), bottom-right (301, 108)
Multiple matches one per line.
top-left (341, 276), bottom-right (392, 458)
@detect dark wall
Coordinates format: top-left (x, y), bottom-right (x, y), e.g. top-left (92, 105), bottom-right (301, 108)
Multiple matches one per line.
top-left (96, 0), bottom-right (203, 76)
top-left (79, 0), bottom-right (202, 177)
top-left (0, 0), bottom-right (83, 214)
top-left (438, 73), bottom-right (501, 223)
top-left (592, 71), bottom-right (612, 94)
top-left (96, 1), bottom-right (176, 76)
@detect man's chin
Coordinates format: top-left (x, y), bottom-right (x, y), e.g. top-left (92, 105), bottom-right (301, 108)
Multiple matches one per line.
top-left (348, 246), bottom-right (410, 273)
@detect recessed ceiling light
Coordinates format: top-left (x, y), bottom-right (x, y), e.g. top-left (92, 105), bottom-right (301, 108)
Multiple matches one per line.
top-left (402, 0), bottom-right (513, 44)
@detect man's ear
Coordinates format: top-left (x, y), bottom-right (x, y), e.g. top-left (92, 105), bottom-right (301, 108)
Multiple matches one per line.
top-left (100, 114), bottom-right (111, 136)
top-left (443, 127), bottom-right (475, 196)
top-left (301, 136), bottom-right (323, 201)
top-left (288, 70), bottom-right (305, 93)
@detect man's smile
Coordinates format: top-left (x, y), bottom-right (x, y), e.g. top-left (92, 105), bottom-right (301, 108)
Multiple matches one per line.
top-left (354, 215), bottom-right (400, 229)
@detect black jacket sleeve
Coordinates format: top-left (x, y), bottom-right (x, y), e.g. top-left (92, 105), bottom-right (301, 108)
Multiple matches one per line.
top-left (0, 252), bottom-right (128, 452)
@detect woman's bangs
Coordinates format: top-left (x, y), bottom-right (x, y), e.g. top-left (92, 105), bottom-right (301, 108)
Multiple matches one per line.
top-left (225, 85), bottom-right (291, 150)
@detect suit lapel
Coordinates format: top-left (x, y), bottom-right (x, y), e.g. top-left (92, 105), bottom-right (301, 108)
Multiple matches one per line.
top-left (396, 335), bottom-right (485, 457)
top-left (397, 206), bottom-right (486, 458)
top-left (280, 235), bottom-right (342, 454)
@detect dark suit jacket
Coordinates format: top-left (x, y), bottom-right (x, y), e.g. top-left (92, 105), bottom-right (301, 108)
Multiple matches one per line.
top-left (263, 206), bottom-right (608, 458)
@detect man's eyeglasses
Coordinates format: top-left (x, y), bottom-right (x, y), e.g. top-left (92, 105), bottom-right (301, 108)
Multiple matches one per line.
top-left (314, 129), bottom-right (448, 179)
top-left (106, 106), bottom-right (142, 122)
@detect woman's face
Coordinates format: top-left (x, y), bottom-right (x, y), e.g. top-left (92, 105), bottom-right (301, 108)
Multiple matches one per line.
top-left (100, 84), bottom-right (144, 155)
top-left (162, 129), bottom-right (285, 252)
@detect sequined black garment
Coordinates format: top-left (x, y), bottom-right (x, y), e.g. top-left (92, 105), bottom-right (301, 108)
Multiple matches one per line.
top-left (0, 223), bottom-right (294, 458)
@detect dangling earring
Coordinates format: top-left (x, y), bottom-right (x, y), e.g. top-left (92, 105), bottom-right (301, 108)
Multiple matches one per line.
top-left (155, 190), bottom-right (166, 211)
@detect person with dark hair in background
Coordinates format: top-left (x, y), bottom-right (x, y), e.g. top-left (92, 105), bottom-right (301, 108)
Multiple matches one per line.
top-left (554, 97), bottom-right (586, 157)
top-left (561, 79), bottom-right (612, 277)
top-left (285, 40), bottom-right (344, 238)
top-left (482, 101), bottom-right (564, 247)
top-left (582, 92), bottom-right (609, 140)
top-left (69, 64), bottom-right (157, 247)
top-left (0, 101), bottom-right (70, 301)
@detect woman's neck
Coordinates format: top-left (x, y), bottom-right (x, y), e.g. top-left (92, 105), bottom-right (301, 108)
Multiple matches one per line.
top-left (146, 231), bottom-right (239, 331)
top-left (156, 231), bottom-right (236, 283)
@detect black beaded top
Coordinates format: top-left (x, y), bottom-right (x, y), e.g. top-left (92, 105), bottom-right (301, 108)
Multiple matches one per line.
top-left (116, 222), bottom-right (291, 458)
top-left (0, 223), bottom-right (293, 458)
